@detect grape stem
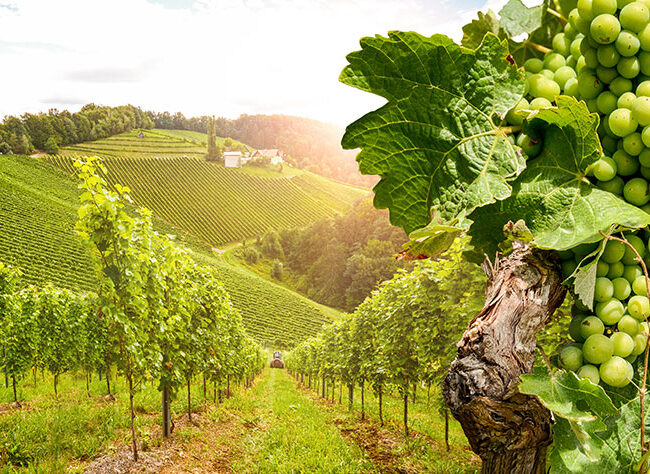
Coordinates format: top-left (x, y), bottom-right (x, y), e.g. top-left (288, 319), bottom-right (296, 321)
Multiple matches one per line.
top-left (500, 125), bottom-right (523, 135)
top-left (526, 41), bottom-right (551, 55)
top-left (537, 345), bottom-right (552, 372)
top-left (546, 7), bottom-right (566, 24)
top-left (600, 231), bottom-right (650, 472)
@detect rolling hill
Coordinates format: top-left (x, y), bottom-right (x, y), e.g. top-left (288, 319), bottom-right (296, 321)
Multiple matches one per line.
top-left (44, 131), bottom-right (367, 246)
top-left (0, 154), bottom-right (337, 345)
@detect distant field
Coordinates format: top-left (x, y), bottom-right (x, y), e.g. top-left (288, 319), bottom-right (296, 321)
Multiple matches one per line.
top-left (59, 129), bottom-right (250, 159)
top-left (0, 155), bottom-right (335, 345)
top-left (45, 154), bottom-right (366, 246)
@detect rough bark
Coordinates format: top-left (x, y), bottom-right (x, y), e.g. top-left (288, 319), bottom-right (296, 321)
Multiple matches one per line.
top-left (442, 241), bottom-right (566, 474)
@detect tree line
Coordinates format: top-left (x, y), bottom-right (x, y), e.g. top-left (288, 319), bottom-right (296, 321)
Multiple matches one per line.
top-left (0, 103), bottom-right (373, 187)
top-left (237, 199), bottom-right (412, 311)
top-left (0, 104), bottom-right (153, 155)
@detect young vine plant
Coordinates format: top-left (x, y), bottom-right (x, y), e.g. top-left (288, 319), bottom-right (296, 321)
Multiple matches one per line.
top-left (338, 0), bottom-right (650, 471)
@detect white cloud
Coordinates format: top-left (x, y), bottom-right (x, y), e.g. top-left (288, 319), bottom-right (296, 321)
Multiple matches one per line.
top-left (0, 0), bottom-right (503, 126)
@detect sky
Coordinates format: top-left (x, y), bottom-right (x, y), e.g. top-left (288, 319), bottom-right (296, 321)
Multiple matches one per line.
top-left (0, 0), bottom-right (512, 127)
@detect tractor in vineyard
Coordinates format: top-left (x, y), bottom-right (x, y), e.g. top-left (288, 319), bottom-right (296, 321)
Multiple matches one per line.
top-left (270, 350), bottom-right (284, 368)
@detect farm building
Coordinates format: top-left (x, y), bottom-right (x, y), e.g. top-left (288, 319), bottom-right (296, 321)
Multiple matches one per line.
top-left (251, 149), bottom-right (284, 165)
top-left (223, 151), bottom-right (243, 168)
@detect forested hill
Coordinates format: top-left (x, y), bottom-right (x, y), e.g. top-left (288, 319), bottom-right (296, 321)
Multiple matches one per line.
top-left (150, 112), bottom-right (375, 187)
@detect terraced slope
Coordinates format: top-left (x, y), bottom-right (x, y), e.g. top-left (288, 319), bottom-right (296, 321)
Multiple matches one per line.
top-left (59, 129), bottom-right (250, 159)
top-left (45, 154), bottom-right (366, 245)
top-left (0, 155), bottom-right (335, 344)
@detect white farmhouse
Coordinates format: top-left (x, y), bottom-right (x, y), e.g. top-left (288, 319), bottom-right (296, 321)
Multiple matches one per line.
top-left (223, 151), bottom-right (243, 168)
top-left (251, 149), bottom-right (284, 165)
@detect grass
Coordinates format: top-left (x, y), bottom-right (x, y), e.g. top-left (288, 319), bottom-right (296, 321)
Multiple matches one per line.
top-left (294, 376), bottom-right (480, 473)
top-left (230, 369), bottom-right (374, 472)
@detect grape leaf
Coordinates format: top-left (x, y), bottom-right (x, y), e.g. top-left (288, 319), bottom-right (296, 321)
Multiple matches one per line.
top-left (499, 0), bottom-right (545, 37)
top-left (549, 398), bottom-right (649, 473)
top-left (468, 96), bottom-right (650, 256)
top-left (461, 9), bottom-right (503, 49)
top-left (340, 32), bottom-right (526, 239)
top-left (520, 367), bottom-right (617, 422)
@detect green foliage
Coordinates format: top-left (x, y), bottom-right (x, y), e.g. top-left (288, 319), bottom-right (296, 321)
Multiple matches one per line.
top-left (341, 32), bottom-right (525, 235)
top-left (469, 97), bottom-right (650, 257)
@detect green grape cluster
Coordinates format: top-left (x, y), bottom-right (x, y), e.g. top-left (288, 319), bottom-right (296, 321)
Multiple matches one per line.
top-left (558, 234), bottom-right (650, 387)
top-left (515, 0), bottom-right (650, 209)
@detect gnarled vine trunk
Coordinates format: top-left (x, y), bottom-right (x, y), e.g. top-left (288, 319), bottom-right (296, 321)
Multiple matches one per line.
top-left (442, 242), bottom-right (566, 474)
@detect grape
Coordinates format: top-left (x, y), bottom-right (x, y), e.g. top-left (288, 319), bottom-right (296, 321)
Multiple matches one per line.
top-left (584, 47), bottom-right (600, 68)
top-left (628, 294), bottom-right (650, 320)
top-left (609, 108), bottom-right (639, 136)
top-left (633, 275), bottom-right (648, 295)
top-left (608, 260), bottom-right (625, 277)
top-left (517, 133), bottom-right (542, 158)
top-left (618, 56), bottom-right (641, 78)
top-left (577, 56), bottom-right (587, 73)
top-left (610, 76), bottom-right (634, 95)
top-left (564, 77), bottom-right (580, 96)
top-left (591, 14), bottom-right (621, 44)
top-left (613, 277), bottom-right (632, 299)
top-left (577, 364), bottom-right (601, 384)
top-left (641, 52), bottom-right (650, 75)
top-left (544, 53), bottom-right (567, 72)
top-left (643, 126), bottom-right (650, 147)
top-left (570, 315), bottom-right (587, 341)
top-left (618, 314), bottom-right (640, 335)
top-left (524, 58), bottom-right (544, 73)
top-left (565, 23), bottom-right (578, 40)
top-left (641, 321), bottom-right (650, 334)
top-left (618, 91), bottom-right (637, 109)
top-left (578, 0), bottom-right (595, 20)
top-left (506, 98), bottom-right (530, 126)
top-left (593, 0), bottom-right (617, 14)
top-left (597, 44), bottom-right (620, 67)
top-left (578, 70), bottom-right (604, 98)
top-left (587, 98), bottom-right (600, 113)
top-left (638, 81), bottom-right (650, 96)
top-left (595, 298), bottom-right (626, 324)
top-left (574, 242), bottom-right (599, 257)
top-left (595, 276), bottom-right (615, 301)
top-left (611, 331), bottom-right (635, 356)
top-left (592, 156), bottom-right (618, 180)
top-left (640, 24), bottom-right (650, 50)
top-left (622, 133), bottom-right (644, 156)
top-left (622, 234), bottom-right (646, 264)
top-left (594, 263), bottom-right (609, 281)
top-left (633, 332), bottom-right (649, 355)
top-left (602, 239), bottom-right (626, 263)
top-left (613, 149), bottom-right (639, 175)
top-left (598, 91), bottom-right (618, 114)
top-left (571, 37), bottom-right (584, 59)
top-left (583, 334), bottom-right (615, 364)
top-left (603, 135), bottom-right (619, 154)
top-left (599, 356), bottom-right (634, 387)
top-left (616, 30), bottom-right (641, 56)
top-left (598, 176), bottom-right (625, 194)
top-left (581, 315), bottom-right (606, 339)
top-left (624, 264), bottom-right (644, 283)
top-left (560, 345), bottom-right (584, 370)
top-left (620, 2), bottom-right (650, 33)
top-left (624, 177), bottom-right (650, 205)
top-left (562, 259), bottom-right (578, 277)
top-left (642, 165), bottom-right (650, 179)
top-left (530, 97), bottom-right (553, 110)
top-left (553, 33), bottom-right (572, 56)
top-left (597, 66), bottom-right (618, 84)
top-left (541, 69), bottom-right (555, 80)
top-left (555, 66), bottom-right (577, 89)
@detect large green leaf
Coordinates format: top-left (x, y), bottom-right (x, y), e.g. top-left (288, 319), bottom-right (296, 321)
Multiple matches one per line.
top-left (340, 33), bottom-right (525, 237)
top-left (469, 96), bottom-right (650, 256)
top-left (499, 0), bottom-right (545, 37)
top-left (461, 10), bottom-right (503, 49)
top-left (520, 367), bottom-right (617, 422)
